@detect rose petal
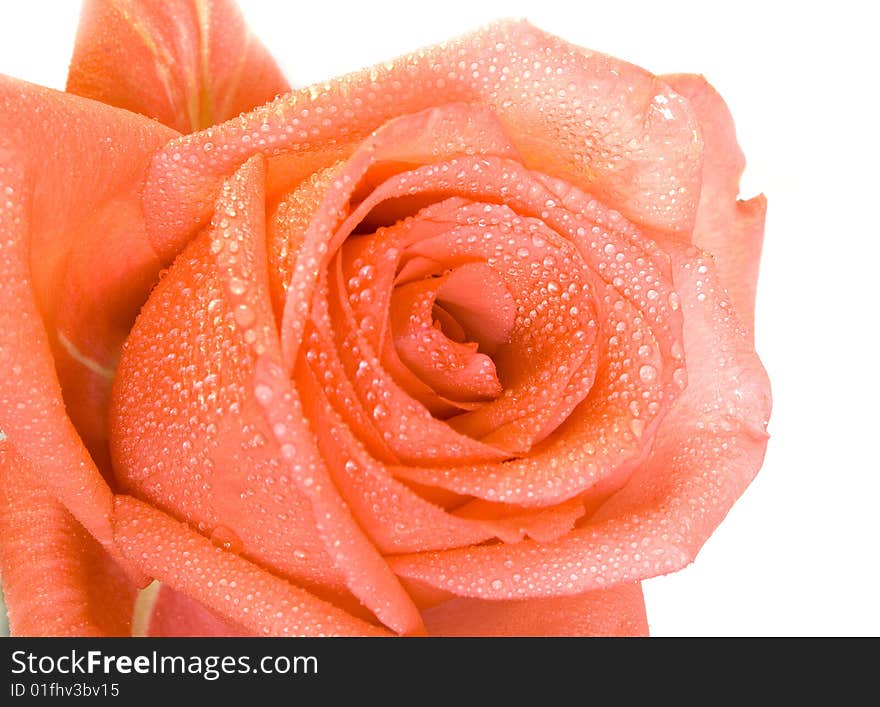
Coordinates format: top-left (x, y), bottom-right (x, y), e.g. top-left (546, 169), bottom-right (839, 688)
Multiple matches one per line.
top-left (112, 157), bottom-right (423, 634)
top-left (253, 355), bottom-right (426, 635)
top-left (276, 103), bottom-right (519, 371)
top-left (0, 77), bottom-right (174, 562)
top-left (389, 273), bottom-right (503, 403)
top-left (450, 497), bottom-right (587, 544)
top-left (388, 250), bottom-right (770, 599)
top-left (67, 0), bottom-right (289, 133)
top-left (296, 360), bottom-right (586, 554)
top-left (307, 175), bottom-right (602, 462)
top-left (110, 158), bottom-right (377, 614)
top-left (143, 19), bottom-right (702, 256)
top-left (318, 244), bottom-right (511, 465)
top-left (385, 200), bottom-right (598, 452)
top-left (113, 496), bottom-right (390, 636)
top-left (304, 281), bottom-right (406, 461)
top-left (272, 107), bottom-right (521, 466)
top-left (663, 74), bottom-right (766, 339)
top-left (219, 159), bottom-right (425, 635)
top-left (423, 582), bottom-right (647, 636)
top-left (266, 161), bottom-right (344, 318)
top-left (0, 440), bottom-right (136, 636)
top-left (435, 263), bottom-right (516, 354)
top-left (147, 585), bottom-right (250, 637)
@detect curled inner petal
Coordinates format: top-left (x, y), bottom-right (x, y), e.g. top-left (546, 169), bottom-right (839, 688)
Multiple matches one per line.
top-left (434, 262), bottom-right (516, 355)
top-left (389, 268), bottom-right (506, 405)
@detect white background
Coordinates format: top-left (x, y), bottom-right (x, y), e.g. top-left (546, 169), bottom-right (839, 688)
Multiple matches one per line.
top-left (1, 1), bottom-right (877, 637)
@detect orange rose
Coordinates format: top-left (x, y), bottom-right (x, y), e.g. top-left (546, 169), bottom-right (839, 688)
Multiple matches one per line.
top-left (0, 0), bottom-right (770, 636)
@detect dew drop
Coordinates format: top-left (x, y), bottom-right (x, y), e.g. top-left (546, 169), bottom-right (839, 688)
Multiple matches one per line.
top-left (228, 277), bottom-right (246, 296)
top-left (673, 367), bottom-right (687, 388)
top-left (210, 525), bottom-right (243, 554)
top-left (280, 443), bottom-right (297, 460)
top-left (254, 383), bottom-right (273, 404)
top-left (234, 304), bottom-right (255, 327)
top-left (638, 364), bottom-right (657, 382)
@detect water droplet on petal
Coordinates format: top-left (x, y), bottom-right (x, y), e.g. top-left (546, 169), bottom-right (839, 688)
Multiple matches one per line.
top-left (639, 364), bottom-right (657, 382)
top-left (210, 525), bottom-right (243, 554)
top-left (234, 304), bottom-right (255, 327)
top-left (228, 277), bottom-right (246, 296)
top-left (630, 418), bottom-right (646, 437)
top-left (673, 367), bottom-right (687, 388)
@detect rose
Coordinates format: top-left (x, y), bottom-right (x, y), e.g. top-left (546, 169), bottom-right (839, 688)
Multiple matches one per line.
top-left (0, 0), bottom-right (770, 637)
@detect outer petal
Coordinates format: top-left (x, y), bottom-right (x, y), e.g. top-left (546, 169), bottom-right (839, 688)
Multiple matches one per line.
top-left (113, 496), bottom-right (390, 636)
top-left (111, 157), bottom-right (423, 635)
top-left (143, 19), bottom-right (703, 259)
top-left (67, 0), bottom-right (290, 133)
top-left (110, 165), bottom-right (355, 604)
top-left (664, 74), bottom-right (766, 339)
top-left (389, 249), bottom-right (771, 600)
top-left (0, 441), bottom-right (136, 636)
top-left (0, 77), bottom-right (174, 557)
top-left (423, 583), bottom-right (647, 637)
top-left (147, 585), bottom-right (250, 637)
